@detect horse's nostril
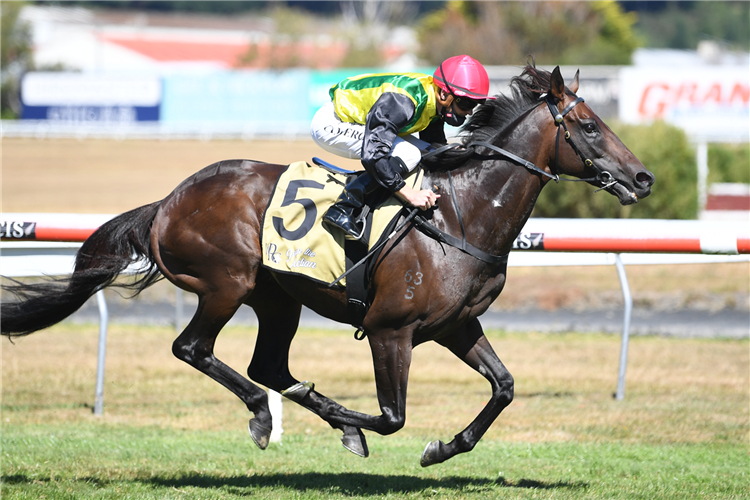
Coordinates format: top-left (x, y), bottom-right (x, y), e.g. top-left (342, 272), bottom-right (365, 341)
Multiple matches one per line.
top-left (636, 171), bottom-right (654, 186)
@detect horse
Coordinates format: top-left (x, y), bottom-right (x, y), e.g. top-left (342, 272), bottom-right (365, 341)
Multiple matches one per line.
top-left (1, 65), bottom-right (654, 467)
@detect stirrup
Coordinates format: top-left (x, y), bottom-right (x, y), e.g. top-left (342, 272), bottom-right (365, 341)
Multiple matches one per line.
top-left (334, 219), bottom-right (366, 241)
top-left (346, 206), bottom-right (370, 241)
top-left (348, 217), bottom-right (367, 241)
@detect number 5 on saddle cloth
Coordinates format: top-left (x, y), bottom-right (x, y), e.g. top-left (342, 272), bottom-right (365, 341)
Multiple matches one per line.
top-left (260, 159), bottom-right (424, 327)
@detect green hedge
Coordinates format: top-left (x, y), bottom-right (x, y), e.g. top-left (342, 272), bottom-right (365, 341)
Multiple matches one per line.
top-left (532, 120), bottom-right (699, 219)
top-left (708, 142), bottom-right (750, 184)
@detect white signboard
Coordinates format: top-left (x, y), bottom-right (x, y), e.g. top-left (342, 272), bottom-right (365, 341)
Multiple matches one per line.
top-left (22, 73), bottom-right (161, 106)
top-left (619, 67), bottom-right (749, 140)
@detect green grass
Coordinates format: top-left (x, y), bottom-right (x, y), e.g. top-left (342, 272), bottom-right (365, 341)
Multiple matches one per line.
top-left (2, 325), bottom-right (748, 499)
top-left (2, 423), bottom-right (747, 500)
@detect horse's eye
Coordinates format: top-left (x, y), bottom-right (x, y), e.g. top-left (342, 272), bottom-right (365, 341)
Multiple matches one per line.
top-left (583, 123), bottom-right (597, 134)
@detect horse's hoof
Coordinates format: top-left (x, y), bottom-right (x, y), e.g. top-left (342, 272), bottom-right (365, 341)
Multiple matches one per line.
top-left (341, 428), bottom-right (369, 458)
top-left (248, 419), bottom-right (271, 450)
top-left (420, 440), bottom-right (445, 467)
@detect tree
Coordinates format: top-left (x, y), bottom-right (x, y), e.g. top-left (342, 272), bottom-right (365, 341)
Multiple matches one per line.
top-left (1, 1), bottom-right (34, 118)
top-left (416, 1), bottom-right (640, 66)
top-left (630, 1), bottom-right (749, 51)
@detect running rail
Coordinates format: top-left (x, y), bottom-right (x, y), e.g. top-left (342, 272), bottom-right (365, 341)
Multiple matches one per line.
top-left (2, 214), bottom-right (748, 254)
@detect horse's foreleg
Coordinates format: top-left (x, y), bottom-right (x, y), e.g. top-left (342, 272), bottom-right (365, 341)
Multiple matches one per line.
top-left (421, 318), bottom-right (514, 467)
top-left (171, 292), bottom-right (273, 449)
top-left (308, 330), bottom-right (412, 433)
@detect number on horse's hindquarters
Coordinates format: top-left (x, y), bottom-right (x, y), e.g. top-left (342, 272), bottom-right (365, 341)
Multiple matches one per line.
top-left (404, 269), bottom-right (423, 300)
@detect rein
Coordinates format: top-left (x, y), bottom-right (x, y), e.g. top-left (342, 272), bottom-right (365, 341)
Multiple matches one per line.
top-left (413, 171), bottom-right (509, 266)
top-left (413, 92), bottom-right (623, 265)
top-left (422, 94), bottom-right (620, 191)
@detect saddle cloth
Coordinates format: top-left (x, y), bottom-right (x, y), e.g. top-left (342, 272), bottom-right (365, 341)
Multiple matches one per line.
top-left (261, 161), bottom-right (423, 287)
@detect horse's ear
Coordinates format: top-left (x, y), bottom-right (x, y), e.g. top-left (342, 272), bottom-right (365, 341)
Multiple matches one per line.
top-left (569, 69), bottom-right (580, 94)
top-left (550, 66), bottom-right (565, 102)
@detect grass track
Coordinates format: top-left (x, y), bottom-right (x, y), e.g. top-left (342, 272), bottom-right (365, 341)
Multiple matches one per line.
top-left (2, 424), bottom-right (747, 499)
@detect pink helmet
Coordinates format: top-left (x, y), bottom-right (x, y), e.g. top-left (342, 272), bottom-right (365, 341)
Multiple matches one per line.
top-left (433, 55), bottom-right (492, 100)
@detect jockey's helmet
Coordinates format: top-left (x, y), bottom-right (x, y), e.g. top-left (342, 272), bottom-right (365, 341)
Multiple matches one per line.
top-left (433, 55), bottom-right (492, 101)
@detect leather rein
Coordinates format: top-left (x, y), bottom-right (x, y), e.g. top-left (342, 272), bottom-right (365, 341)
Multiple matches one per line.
top-left (426, 94), bottom-right (617, 189)
top-left (413, 93), bottom-right (619, 265)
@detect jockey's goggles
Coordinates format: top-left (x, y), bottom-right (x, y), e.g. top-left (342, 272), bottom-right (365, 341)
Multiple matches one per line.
top-left (454, 96), bottom-right (484, 112)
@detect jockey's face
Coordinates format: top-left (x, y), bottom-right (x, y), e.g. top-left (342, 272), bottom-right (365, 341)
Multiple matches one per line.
top-left (453, 96), bottom-right (483, 115)
top-left (437, 89), bottom-right (478, 118)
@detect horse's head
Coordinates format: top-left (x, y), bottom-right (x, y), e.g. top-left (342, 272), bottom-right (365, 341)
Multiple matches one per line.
top-left (546, 66), bottom-right (655, 205)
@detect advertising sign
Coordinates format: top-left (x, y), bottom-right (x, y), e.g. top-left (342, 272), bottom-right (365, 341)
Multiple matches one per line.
top-left (160, 70), bottom-right (310, 133)
top-left (21, 73), bottom-right (161, 123)
top-left (619, 67), bottom-right (749, 140)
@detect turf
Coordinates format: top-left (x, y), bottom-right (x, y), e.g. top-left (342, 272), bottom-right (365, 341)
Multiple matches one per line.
top-left (2, 424), bottom-right (748, 500)
top-left (2, 324), bottom-right (748, 498)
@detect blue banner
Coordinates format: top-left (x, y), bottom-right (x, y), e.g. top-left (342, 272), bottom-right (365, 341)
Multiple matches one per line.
top-left (20, 73), bottom-right (162, 123)
top-left (161, 70), bottom-right (311, 132)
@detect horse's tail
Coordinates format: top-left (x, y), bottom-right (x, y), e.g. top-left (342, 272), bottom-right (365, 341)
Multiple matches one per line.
top-left (1, 202), bottom-right (163, 338)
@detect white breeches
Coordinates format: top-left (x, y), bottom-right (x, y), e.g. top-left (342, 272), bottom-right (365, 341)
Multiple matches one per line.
top-left (310, 101), bottom-right (428, 173)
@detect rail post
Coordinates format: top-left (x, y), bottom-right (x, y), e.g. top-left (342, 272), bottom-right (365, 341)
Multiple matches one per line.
top-left (94, 289), bottom-right (109, 415)
top-left (269, 390), bottom-right (283, 443)
top-left (614, 254), bottom-right (632, 401)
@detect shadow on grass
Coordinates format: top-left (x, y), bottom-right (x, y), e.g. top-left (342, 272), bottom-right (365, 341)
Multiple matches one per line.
top-left (3, 472), bottom-right (589, 495)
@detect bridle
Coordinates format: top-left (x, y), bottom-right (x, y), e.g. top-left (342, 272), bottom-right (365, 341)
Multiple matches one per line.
top-left (543, 94), bottom-right (618, 192)
top-left (407, 90), bottom-right (625, 268)
top-left (426, 92), bottom-right (620, 193)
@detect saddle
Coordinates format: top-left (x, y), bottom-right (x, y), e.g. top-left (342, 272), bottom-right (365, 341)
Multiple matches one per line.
top-left (261, 159), bottom-right (422, 328)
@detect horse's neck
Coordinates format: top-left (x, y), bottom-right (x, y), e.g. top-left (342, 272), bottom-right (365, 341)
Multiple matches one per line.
top-left (435, 118), bottom-right (550, 256)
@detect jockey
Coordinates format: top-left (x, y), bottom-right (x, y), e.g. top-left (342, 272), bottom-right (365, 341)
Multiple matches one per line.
top-left (311, 54), bottom-right (493, 240)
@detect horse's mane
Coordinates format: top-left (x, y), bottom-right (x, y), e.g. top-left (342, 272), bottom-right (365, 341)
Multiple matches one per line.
top-left (422, 63), bottom-right (554, 172)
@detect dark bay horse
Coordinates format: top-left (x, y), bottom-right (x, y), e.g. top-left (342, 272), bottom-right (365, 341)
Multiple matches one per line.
top-left (1, 65), bottom-right (654, 466)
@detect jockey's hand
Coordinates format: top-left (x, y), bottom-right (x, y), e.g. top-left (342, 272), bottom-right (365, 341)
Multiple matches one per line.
top-left (395, 186), bottom-right (440, 211)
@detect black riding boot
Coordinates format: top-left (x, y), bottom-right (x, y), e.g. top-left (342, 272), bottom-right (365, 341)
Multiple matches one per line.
top-left (323, 173), bottom-right (375, 240)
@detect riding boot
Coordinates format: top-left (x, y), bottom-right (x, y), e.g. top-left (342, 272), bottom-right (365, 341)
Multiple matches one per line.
top-left (323, 173), bottom-right (375, 240)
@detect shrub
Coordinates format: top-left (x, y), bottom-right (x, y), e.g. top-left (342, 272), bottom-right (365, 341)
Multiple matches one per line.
top-left (708, 143), bottom-right (750, 184)
top-left (532, 120), bottom-right (699, 219)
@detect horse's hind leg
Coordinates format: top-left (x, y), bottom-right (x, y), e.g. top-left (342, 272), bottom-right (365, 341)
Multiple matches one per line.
top-left (245, 272), bottom-right (369, 457)
top-left (421, 318), bottom-right (514, 467)
top-left (171, 290), bottom-right (274, 449)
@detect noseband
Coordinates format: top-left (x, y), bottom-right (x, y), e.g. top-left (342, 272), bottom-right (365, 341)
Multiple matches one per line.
top-left (411, 91), bottom-right (621, 268)
top-left (544, 95), bottom-right (617, 191)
